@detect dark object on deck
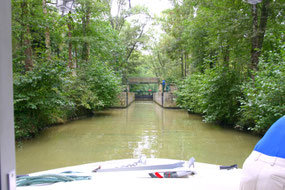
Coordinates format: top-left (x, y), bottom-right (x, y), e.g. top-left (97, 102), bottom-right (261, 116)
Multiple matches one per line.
top-left (219, 164), bottom-right (238, 170)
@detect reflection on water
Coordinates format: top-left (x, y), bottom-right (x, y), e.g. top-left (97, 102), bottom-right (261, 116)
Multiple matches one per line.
top-left (16, 102), bottom-right (260, 174)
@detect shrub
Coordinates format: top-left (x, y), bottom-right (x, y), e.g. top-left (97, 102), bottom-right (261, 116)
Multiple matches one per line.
top-left (176, 73), bottom-right (205, 114)
top-left (201, 67), bottom-right (242, 125)
top-left (68, 59), bottom-right (122, 111)
top-left (14, 61), bottom-right (71, 139)
top-left (13, 59), bottom-right (122, 140)
top-left (176, 66), bottom-right (242, 125)
top-left (239, 49), bottom-right (285, 134)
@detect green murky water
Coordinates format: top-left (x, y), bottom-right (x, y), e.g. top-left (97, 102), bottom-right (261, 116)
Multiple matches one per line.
top-left (16, 101), bottom-right (260, 174)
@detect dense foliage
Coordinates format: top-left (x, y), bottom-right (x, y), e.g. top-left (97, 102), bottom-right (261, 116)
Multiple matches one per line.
top-left (11, 0), bottom-right (147, 140)
top-left (14, 62), bottom-right (71, 139)
top-left (155, 0), bottom-right (285, 134)
top-left (239, 47), bottom-right (285, 134)
top-left (69, 60), bottom-right (122, 111)
top-left (176, 66), bottom-right (243, 125)
top-left (13, 59), bottom-right (121, 140)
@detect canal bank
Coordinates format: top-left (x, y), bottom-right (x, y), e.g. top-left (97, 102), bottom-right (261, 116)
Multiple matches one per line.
top-left (16, 102), bottom-right (260, 174)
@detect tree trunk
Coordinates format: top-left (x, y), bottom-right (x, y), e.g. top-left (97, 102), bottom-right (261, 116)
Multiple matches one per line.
top-left (250, 0), bottom-right (270, 78)
top-left (251, 4), bottom-right (259, 72)
top-left (82, 5), bottom-right (90, 62)
top-left (24, 27), bottom-right (33, 71)
top-left (128, 0), bottom-right (131, 8)
top-left (184, 53), bottom-right (187, 77)
top-left (68, 24), bottom-right (73, 68)
top-left (223, 45), bottom-right (230, 64)
top-left (22, 1), bottom-right (33, 71)
top-left (67, 12), bottom-right (74, 69)
top-left (74, 43), bottom-right (78, 68)
top-left (42, 0), bottom-right (51, 60)
top-left (156, 50), bottom-right (165, 77)
top-left (126, 25), bottom-right (145, 62)
top-left (181, 54), bottom-right (184, 78)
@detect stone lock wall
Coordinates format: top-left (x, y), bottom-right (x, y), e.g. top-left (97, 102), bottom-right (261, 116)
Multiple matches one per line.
top-left (128, 92), bottom-right (135, 105)
top-left (112, 92), bottom-right (135, 108)
top-left (153, 92), bottom-right (178, 108)
top-left (153, 92), bottom-right (162, 106)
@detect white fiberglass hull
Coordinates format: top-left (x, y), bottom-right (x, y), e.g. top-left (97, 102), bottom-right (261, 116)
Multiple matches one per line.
top-left (17, 158), bottom-right (242, 190)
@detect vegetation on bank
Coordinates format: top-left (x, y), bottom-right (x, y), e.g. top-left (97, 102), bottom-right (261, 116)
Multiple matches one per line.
top-left (12, 0), bottom-right (150, 140)
top-left (151, 0), bottom-right (284, 134)
top-left (13, 58), bottom-right (121, 140)
top-left (176, 49), bottom-right (284, 134)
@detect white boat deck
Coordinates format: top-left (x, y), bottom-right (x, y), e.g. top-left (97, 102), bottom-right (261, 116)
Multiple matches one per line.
top-left (17, 158), bottom-right (242, 190)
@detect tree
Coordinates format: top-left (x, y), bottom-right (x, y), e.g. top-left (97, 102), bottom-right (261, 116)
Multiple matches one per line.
top-left (157, 0), bottom-right (284, 132)
top-left (67, 11), bottom-right (74, 68)
top-left (42, 0), bottom-right (51, 60)
top-left (104, 0), bottom-right (151, 65)
top-left (12, 0), bottom-right (126, 139)
top-left (250, 0), bottom-right (270, 78)
top-left (21, 0), bottom-right (33, 71)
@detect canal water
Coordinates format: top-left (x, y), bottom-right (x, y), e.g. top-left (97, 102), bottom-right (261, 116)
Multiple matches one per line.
top-left (16, 102), bottom-right (260, 174)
